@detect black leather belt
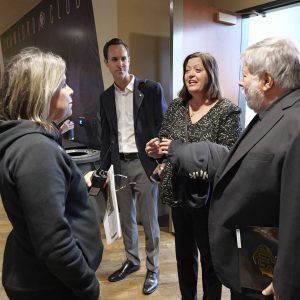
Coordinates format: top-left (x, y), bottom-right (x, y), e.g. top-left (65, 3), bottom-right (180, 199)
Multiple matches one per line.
top-left (119, 152), bottom-right (139, 160)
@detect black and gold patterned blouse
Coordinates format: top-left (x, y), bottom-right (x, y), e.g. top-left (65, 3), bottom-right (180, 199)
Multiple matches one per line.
top-left (158, 97), bottom-right (241, 207)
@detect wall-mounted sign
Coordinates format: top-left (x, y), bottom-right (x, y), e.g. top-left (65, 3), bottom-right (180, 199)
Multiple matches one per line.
top-left (1, 0), bottom-right (103, 149)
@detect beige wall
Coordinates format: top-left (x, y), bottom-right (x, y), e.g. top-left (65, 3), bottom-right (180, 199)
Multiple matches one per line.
top-left (117, 0), bottom-right (171, 101)
top-left (0, 0), bottom-right (171, 101)
top-left (0, 0), bottom-right (41, 35)
top-left (172, 0), bottom-right (184, 99)
top-left (92, 0), bottom-right (118, 89)
top-left (92, 0), bottom-right (171, 99)
top-left (118, 0), bottom-right (170, 41)
top-left (0, 0), bottom-right (280, 92)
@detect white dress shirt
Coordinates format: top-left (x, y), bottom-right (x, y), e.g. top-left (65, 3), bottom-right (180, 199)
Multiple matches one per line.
top-left (114, 75), bottom-right (138, 153)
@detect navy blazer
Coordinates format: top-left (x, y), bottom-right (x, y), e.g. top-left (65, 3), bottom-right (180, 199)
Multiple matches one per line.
top-left (99, 77), bottom-right (167, 177)
top-left (209, 89), bottom-right (300, 299)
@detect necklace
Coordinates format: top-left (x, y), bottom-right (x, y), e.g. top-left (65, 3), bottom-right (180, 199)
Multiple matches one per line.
top-left (188, 105), bottom-right (202, 118)
top-left (188, 99), bottom-right (215, 118)
top-left (189, 110), bottom-right (201, 117)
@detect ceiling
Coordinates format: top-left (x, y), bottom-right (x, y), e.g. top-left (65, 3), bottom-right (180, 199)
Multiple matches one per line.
top-left (0, 0), bottom-right (283, 36)
top-left (0, 0), bottom-right (41, 35)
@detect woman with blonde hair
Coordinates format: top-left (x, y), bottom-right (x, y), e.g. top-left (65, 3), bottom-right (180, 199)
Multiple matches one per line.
top-left (0, 47), bottom-right (102, 300)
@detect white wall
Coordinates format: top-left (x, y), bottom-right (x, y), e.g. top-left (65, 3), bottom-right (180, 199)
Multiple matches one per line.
top-left (243, 3), bottom-right (300, 126)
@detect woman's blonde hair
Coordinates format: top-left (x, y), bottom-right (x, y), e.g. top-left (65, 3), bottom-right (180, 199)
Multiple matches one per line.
top-left (0, 47), bottom-right (66, 129)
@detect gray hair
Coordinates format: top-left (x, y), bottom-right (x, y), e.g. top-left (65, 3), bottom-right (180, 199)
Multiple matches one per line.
top-left (0, 47), bottom-right (66, 129)
top-left (242, 37), bottom-right (300, 90)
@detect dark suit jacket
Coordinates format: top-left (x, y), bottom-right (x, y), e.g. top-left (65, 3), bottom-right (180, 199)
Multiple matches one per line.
top-left (99, 77), bottom-right (167, 177)
top-left (209, 89), bottom-right (300, 299)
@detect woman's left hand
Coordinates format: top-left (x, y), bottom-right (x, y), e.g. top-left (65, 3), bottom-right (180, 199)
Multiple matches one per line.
top-left (262, 282), bottom-right (281, 300)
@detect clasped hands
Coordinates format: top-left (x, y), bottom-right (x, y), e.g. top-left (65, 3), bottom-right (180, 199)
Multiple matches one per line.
top-left (145, 138), bottom-right (171, 180)
top-left (145, 137), bottom-right (171, 158)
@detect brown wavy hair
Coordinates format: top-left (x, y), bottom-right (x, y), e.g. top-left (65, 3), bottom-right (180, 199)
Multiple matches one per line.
top-left (178, 52), bottom-right (222, 103)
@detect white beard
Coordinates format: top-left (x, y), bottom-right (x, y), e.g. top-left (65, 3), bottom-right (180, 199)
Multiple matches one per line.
top-left (245, 78), bottom-right (265, 113)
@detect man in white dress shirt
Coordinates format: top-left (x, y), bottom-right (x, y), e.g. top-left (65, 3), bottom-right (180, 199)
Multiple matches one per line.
top-left (98, 38), bottom-right (167, 295)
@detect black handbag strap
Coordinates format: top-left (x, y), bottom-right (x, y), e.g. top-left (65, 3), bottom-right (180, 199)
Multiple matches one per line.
top-left (184, 105), bottom-right (189, 142)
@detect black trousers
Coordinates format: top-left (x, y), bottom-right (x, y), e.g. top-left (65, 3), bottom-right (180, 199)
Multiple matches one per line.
top-left (172, 206), bottom-right (222, 300)
top-left (5, 287), bottom-right (80, 300)
top-left (231, 289), bottom-right (274, 300)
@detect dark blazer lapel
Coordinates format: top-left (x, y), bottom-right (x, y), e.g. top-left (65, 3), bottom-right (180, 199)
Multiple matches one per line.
top-left (133, 78), bottom-right (144, 122)
top-left (104, 85), bottom-right (118, 135)
top-left (215, 103), bottom-right (284, 187)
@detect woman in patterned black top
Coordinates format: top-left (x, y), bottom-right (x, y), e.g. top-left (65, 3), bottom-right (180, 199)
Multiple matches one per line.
top-left (146, 52), bottom-right (241, 300)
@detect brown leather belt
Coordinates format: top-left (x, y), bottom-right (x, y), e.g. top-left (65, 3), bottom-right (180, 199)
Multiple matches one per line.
top-left (119, 152), bottom-right (139, 160)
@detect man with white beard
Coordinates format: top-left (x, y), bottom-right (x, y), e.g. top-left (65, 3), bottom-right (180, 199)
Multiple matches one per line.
top-left (166, 37), bottom-right (300, 300)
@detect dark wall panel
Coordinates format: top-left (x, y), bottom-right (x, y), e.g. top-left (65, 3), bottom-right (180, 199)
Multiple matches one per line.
top-left (1, 0), bottom-right (103, 149)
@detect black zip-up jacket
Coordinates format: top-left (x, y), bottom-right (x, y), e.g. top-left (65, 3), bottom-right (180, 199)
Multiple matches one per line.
top-left (0, 120), bottom-right (103, 299)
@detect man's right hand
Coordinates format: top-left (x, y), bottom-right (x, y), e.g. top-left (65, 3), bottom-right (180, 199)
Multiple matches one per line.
top-left (262, 282), bottom-right (281, 300)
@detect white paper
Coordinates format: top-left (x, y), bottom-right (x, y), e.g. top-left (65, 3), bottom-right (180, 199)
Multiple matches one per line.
top-left (103, 165), bottom-right (122, 245)
top-left (236, 228), bottom-right (242, 249)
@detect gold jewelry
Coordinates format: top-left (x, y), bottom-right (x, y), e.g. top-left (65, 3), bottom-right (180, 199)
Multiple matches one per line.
top-left (189, 106), bottom-right (202, 118)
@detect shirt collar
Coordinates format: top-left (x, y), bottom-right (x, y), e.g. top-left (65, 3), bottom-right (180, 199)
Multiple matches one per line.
top-left (114, 74), bottom-right (135, 94)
